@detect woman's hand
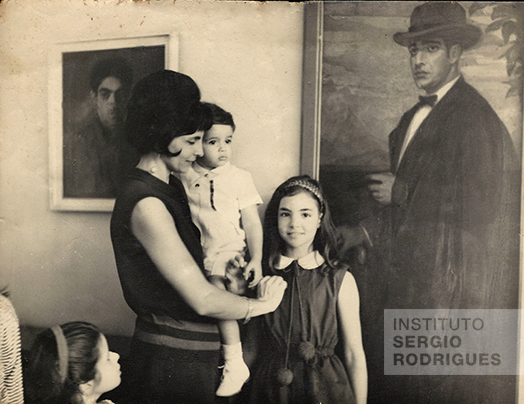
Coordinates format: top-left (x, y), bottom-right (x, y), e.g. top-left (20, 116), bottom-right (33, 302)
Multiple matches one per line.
top-left (256, 275), bottom-right (287, 312)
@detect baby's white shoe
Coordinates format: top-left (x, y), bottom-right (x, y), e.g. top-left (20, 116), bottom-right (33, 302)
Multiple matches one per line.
top-left (216, 360), bottom-right (250, 397)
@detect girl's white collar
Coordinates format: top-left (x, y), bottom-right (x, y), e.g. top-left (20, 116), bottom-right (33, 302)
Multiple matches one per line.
top-left (275, 251), bottom-right (325, 270)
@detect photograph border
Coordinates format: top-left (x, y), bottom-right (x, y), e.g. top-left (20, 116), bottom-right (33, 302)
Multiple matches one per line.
top-left (48, 33), bottom-right (179, 212)
top-left (300, 2), bottom-right (323, 180)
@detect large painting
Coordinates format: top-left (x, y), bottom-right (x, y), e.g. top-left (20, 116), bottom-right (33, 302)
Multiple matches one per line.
top-left (301, 2), bottom-right (523, 403)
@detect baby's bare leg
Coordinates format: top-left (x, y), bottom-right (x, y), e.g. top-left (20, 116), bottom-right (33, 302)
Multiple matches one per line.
top-left (209, 276), bottom-right (240, 344)
top-left (209, 275), bottom-right (249, 396)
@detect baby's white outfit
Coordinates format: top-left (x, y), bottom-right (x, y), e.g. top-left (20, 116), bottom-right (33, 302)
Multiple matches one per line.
top-left (180, 161), bottom-right (262, 276)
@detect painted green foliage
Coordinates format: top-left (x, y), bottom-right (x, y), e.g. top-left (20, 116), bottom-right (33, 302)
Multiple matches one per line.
top-left (470, 3), bottom-right (524, 99)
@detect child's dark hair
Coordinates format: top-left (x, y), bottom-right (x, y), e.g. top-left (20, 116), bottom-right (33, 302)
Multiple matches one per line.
top-left (24, 322), bottom-right (102, 404)
top-left (202, 102), bottom-right (236, 132)
top-left (263, 175), bottom-right (339, 273)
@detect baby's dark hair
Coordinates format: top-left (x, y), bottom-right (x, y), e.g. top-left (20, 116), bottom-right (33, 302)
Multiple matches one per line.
top-left (203, 102), bottom-right (236, 132)
top-left (24, 322), bottom-right (102, 404)
top-left (263, 175), bottom-right (339, 274)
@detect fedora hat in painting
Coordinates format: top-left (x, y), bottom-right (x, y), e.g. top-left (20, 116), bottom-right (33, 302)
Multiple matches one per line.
top-left (393, 2), bottom-right (482, 49)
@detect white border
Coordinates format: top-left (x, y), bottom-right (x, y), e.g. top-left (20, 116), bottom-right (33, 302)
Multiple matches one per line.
top-left (48, 33), bottom-right (179, 212)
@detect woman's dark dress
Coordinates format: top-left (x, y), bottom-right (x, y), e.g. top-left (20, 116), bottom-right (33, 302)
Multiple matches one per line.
top-left (250, 254), bottom-right (356, 404)
top-left (110, 168), bottom-right (220, 404)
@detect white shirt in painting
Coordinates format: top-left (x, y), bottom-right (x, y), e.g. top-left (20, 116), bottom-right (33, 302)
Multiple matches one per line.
top-left (397, 75), bottom-right (461, 166)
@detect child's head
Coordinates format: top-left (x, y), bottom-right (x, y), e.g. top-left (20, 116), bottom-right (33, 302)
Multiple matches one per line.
top-left (24, 321), bottom-right (121, 404)
top-left (197, 103), bottom-right (235, 170)
top-left (263, 175), bottom-right (339, 271)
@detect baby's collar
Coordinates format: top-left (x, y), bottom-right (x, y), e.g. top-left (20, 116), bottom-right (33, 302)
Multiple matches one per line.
top-left (193, 161), bottom-right (231, 175)
top-left (275, 251), bottom-right (325, 270)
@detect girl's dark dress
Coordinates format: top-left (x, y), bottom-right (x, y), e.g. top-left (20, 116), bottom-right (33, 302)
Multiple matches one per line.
top-left (249, 251), bottom-right (356, 404)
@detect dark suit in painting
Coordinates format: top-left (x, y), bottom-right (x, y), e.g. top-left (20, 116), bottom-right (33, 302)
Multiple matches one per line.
top-left (369, 77), bottom-right (520, 404)
top-left (386, 76), bottom-right (520, 311)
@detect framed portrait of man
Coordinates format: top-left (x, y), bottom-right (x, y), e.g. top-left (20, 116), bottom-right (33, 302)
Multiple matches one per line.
top-left (49, 34), bottom-right (178, 211)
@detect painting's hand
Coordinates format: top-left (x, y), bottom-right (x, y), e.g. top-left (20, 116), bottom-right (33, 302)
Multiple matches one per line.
top-left (337, 225), bottom-right (372, 253)
top-left (367, 172), bottom-right (395, 205)
top-left (256, 276), bottom-right (287, 312)
top-left (244, 260), bottom-right (263, 288)
top-left (336, 224), bottom-right (373, 265)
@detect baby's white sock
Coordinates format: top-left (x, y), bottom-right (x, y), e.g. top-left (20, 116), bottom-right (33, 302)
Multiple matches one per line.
top-left (223, 342), bottom-right (244, 364)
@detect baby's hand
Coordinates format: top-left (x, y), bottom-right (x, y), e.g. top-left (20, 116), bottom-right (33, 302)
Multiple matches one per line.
top-left (226, 255), bottom-right (248, 295)
top-left (226, 254), bottom-right (246, 273)
top-left (244, 260), bottom-right (263, 288)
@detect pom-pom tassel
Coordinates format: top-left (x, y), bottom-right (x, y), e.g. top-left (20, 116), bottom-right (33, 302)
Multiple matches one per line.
top-left (297, 341), bottom-right (316, 361)
top-left (277, 367), bottom-right (294, 386)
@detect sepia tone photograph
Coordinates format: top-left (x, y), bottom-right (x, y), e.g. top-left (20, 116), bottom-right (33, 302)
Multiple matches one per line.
top-left (0, 1), bottom-right (523, 403)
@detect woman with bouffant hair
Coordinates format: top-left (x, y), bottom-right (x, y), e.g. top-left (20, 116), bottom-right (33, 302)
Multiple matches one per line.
top-left (110, 70), bottom-right (286, 404)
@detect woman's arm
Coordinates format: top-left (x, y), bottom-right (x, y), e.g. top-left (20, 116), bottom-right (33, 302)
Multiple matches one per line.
top-left (240, 204), bottom-right (263, 287)
top-left (131, 197), bottom-right (286, 320)
top-left (337, 271), bottom-right (368, 404)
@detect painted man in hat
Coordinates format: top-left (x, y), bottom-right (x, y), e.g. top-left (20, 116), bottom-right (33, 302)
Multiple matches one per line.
top-left (357, 2), bottom-right (520, 403)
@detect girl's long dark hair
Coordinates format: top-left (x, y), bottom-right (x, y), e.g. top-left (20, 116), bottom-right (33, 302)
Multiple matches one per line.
top-left (263, 175), bottom-right (340, 274)
top-left (24, 322), bottom-right (102, 404)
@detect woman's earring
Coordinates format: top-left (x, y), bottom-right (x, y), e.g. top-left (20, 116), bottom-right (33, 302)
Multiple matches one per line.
top-left (150, 153), bottom-right (161, 173)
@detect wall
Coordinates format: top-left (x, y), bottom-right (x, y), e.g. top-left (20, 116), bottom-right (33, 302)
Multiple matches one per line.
top-left (0, 0), bottom-right (304, 336)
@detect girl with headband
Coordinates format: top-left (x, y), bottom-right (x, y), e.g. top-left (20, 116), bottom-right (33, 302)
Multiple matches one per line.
top-left (24, 321), bottom-right (121, 404)
top-left (248, 175), bottom-right (367, 404)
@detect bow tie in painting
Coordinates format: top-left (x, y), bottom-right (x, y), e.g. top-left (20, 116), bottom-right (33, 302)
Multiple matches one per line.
top-left (418, 94), bottom-right (437, 107)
